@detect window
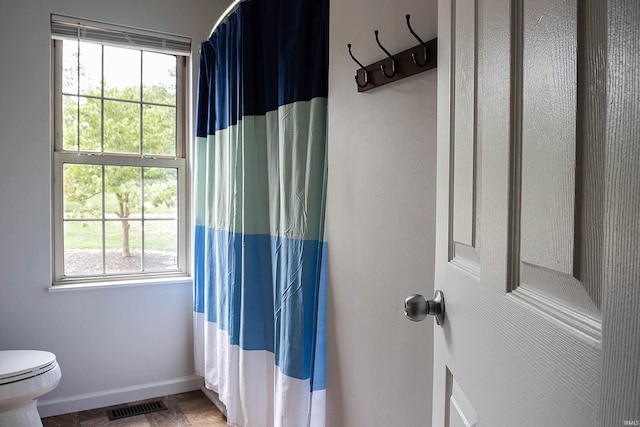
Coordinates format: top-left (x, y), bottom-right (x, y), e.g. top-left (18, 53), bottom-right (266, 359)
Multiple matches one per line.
top-left (51, 15), bottom-right (191, 284)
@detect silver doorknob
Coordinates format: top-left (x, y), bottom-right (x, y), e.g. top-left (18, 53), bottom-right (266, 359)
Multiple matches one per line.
top-left (404, 290), bottom-right (445, 326)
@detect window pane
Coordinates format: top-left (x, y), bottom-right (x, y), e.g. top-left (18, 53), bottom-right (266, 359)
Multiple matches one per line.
top-left (79, 97), bottom-right (101, 152)
top-left (55, 29), bottom-right (187, 282)
top-left (104, 46), bottom-right (140, 101)
top-left (143, 105), bottom-right (176, 156)
top-left (62, 95), bottom-right (78, 151)
top-left (104, 166), bottom-right (142, 219)
top-left (63, 164), bottom-right (103, 219)
top-left (104, 100), bottom-right (140, 153)
top-left (144, 167), bottom-right (177, 218)
top-left (144, 220), bottom-right (178, 271)
top-left (62, 40), bottom-right (78, 95)
top-left (64, 221), bottom-right (103, 276)
top-left (79, 42), bottom-right (102, 96)
top-left (143, 52), bottom-right (176, 105)
top-left (105, 220), bottom-right (141, 273)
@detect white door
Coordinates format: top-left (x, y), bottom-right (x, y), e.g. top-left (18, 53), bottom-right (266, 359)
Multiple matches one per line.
top-left (430, 0), bottom-right (640, 425)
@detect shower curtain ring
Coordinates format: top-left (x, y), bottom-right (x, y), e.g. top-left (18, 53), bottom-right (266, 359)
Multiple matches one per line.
top-left (347, 43), bottom-right (370, 88)
top-left (374, 30), bottom-right (397, 78)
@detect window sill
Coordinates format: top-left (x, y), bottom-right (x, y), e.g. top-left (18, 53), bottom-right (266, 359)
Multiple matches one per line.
top-left (48, 276), bottom-right (193, 293)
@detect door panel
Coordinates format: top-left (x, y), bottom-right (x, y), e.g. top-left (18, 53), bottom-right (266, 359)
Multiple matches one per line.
top-left (448, 374), bottom-right (478, 427)
top-left (520, 0), bottom-right (577, 277)
top-left (517, 0), bottom-right (600, 323)
top-left (452, 0), bottom-right (477, 250)
top-left (433, 0), bottom-right (604, 425)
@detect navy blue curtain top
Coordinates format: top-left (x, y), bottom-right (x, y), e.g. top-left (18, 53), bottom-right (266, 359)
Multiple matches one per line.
top-left (196, 0), bottom-right (329, 137)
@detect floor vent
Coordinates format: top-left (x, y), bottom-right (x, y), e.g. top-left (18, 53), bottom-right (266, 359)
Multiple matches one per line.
top-left (106, 400), bottom-right (167, 420)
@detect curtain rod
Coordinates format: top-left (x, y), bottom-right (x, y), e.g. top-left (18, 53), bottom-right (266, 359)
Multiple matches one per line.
top-left (208, 0), bottom-right (247, 39)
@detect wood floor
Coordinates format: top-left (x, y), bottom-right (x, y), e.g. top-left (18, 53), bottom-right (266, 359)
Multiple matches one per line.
top-left (41, 390), bottom-right (228, 426)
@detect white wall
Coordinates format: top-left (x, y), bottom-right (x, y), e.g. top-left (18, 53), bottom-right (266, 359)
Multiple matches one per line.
top-left (0, 0), bottom-right (225, 416)
top-left (326, 0), bottom-right (438, 425)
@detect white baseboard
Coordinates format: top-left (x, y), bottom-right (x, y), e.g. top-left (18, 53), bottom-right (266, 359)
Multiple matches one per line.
top-left (200, 386), bottom-right (227, 417)
top-left (38, 375), bottom-right (204, 418)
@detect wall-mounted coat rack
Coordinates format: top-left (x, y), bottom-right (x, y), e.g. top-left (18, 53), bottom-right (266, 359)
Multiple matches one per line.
top-left (347, 15), bottom-right (437, 93)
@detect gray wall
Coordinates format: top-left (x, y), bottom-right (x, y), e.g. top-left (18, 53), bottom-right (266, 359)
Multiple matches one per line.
top-left (326, 0), bottom-right (438, 425)
top-left (0, 0), bottom-right (224, 416)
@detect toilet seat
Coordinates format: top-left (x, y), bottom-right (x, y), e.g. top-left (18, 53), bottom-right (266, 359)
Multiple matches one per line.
top-left (0, 351), bottom-right (58, 386)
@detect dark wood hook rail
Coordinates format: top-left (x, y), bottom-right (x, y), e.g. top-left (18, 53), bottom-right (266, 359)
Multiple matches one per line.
top-left (347, 15), bottom-right (437, 93)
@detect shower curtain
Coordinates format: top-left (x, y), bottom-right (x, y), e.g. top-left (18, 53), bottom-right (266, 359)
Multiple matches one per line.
top-left (193, 0), bottom-right (328, 426)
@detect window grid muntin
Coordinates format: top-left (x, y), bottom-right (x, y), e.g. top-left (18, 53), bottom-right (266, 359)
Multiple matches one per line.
top-left (141, 166), bottom-right (146, 271)
top-left (139, 50), bottom-right (144, 157)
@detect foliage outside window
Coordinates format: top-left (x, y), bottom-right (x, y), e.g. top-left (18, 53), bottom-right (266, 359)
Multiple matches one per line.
top-left (52, 19), bottom-right (189, 284)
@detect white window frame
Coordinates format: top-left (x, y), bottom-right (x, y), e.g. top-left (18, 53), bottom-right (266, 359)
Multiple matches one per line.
top-left (51, 15), bottom-right (191, 286)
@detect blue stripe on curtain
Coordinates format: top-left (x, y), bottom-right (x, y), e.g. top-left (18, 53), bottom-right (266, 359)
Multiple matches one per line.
top-left (311, 242), bottom-right (327, 392)
top-left (194, 226), bottom-right (327, 385)
top-left (196, 0), bottom-right (329, 137)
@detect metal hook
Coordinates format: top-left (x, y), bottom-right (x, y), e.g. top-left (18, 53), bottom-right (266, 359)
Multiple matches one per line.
top-left (406, 14), bottom-right (430, 67)
top-left (374, 30), bottom-right (398, 78)
top-left (347, 44), bottom-right (370, 88)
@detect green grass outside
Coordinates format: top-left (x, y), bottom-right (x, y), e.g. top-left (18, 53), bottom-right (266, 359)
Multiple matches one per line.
top-left (64, 191), bottom-right (178, 252)
top-left (64, 219), bottom-right (177, 252)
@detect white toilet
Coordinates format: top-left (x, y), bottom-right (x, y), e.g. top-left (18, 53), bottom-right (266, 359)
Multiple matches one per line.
top-left (0, 351), bottom-right (62, 427)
